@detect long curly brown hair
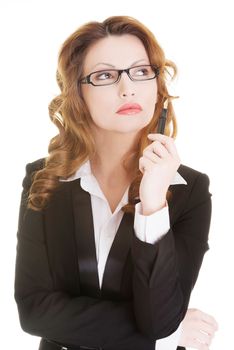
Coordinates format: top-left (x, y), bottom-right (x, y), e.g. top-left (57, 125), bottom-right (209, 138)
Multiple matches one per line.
top-left (27, 15), bottom-right (179, 214)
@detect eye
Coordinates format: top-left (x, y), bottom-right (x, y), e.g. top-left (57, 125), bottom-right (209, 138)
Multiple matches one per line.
top-left (95, 71), bottom-right (114, 80)
top-left (135, 67), bottom-right (150, 76)
top-left (130, 65), bottom-right (155, 80)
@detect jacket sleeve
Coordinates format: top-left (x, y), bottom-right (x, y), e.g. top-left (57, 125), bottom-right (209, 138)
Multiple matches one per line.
top-left (131, 172), bottom-right (211, 340)
top-left (14, 161), bottom-right (156, 349)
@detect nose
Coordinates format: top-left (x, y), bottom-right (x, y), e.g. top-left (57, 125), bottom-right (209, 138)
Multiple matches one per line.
top-left (118, 71), bottom-right (136, 97)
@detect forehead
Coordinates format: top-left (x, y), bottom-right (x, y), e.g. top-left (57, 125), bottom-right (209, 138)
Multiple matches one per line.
top-left (83, 34), bottom-right (149, 72)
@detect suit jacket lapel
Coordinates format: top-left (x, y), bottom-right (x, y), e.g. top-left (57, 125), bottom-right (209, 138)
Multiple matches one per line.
top-left (71, 178), bottom-right (101, 298)
top-left (101, 212), bottom-right (134, 299)
top-left (71, 178), bottom-right (135, 299)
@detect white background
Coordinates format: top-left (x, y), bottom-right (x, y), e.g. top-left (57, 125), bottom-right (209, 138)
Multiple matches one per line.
top-left (0, 0), bottom-right (233, 349)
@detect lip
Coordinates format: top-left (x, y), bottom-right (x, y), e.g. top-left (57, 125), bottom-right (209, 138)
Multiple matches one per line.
top-left (117, 109), bottom-right (142, 115)
top-left (116, 103), bottom-right (142, 113)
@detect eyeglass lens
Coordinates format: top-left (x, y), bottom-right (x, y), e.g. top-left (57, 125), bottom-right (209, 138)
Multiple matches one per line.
top-left (90, 65), bottom-right (156, 86)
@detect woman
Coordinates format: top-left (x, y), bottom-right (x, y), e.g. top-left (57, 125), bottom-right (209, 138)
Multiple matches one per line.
top-left (14, 16), bottom-right (218, 350)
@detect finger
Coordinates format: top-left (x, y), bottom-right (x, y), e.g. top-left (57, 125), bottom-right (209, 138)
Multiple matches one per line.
top-left (200, 320), bottom-right (217, 336)
top-left (151, 140), bottom-right (170, 158)
top-left (201, 313), bottom-right (219, 331)
top-left (144, 141), bottom-right (169, 159)
top-left (192, 329), bottom-right (212, 346)
top-left (143, 149), bottom-right (163, 164)
top-left (189, 337), bottom-right (210, 350)
top-left (139, 156), bottom-right (159, 173)
top-left (148, 133), bottom-right (178, 157)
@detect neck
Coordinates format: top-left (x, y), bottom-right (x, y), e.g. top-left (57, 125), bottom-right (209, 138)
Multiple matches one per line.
top-left (90, 127), bottom-right (140, 182)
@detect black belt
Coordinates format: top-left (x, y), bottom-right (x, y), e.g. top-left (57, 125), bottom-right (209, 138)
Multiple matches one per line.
top-left (40, 338), bottom-right (103, 350)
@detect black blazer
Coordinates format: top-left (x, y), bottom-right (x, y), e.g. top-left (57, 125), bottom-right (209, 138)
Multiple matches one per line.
top-left (14, 157), bottom-right (212, 350)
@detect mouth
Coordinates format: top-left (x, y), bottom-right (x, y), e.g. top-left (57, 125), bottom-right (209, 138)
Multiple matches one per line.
top-left (116, 103), bottom-right (143, 115)
top-left (116, 108), bottom-right (142, 115)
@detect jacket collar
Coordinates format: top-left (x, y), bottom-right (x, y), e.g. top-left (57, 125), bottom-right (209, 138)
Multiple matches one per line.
top-left (59, 160), bottom-right (187, 213)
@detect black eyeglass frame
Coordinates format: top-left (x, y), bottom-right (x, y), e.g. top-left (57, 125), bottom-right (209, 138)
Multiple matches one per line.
top-left (78, 64), bottom-right (160, 86)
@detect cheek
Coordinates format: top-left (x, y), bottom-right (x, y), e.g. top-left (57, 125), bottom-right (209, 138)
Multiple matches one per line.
top-left (82, 87), bottom-right (98, 112)
top-left (142, 85), bottom-right (157, 117)
top-left (143, 83), bottom-right (158, 122)
top-left (86, 88), bottom-right (115, 116)
top-left (138, 79), bottom-right (158, 105)
top-left (148, 81), bottom-right (158, 102)
top-left (82, 89), bottom-right (115, 127)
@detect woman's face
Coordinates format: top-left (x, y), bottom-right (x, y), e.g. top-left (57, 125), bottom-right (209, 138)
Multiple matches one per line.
top-left (81, 34), bottom-right (158, 136)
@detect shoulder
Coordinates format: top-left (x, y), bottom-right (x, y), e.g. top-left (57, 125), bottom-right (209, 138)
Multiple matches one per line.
top-left (178, 163), bottom-right (210, 191)
top-left (22, 157), bottom-right (46, 190)
top-left (174, 163), bottom-right (212, 211)
top-left (167, 164), bottom-right (212, 226)
top-left (25, 157), bottom-right (46, 172)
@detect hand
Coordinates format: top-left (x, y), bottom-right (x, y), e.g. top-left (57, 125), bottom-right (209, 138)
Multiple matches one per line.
top-left (139, 133), bottom-right (181, 215)
top-left (178, 308), bottom-right (219, 349)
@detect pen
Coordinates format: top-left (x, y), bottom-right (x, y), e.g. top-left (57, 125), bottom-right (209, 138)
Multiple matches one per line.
top-left (157, 99), bottom-right (168, 134)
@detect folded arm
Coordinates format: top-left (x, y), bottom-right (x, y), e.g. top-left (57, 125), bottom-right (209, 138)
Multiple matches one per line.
top-left (131, 173), bottom-right (211, 340)
top-left (14, 161), bottom-right (156, 349)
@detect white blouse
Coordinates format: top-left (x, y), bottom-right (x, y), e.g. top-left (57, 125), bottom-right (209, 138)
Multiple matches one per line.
top-left (59, 159), bottom-right (187, 350)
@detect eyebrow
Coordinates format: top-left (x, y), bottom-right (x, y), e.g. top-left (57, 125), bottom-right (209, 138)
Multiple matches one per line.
top-left (91, 59), bottom-right (149, 70)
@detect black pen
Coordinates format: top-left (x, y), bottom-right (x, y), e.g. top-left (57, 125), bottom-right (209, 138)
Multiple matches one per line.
top-left (157, 99), bottom-right (168, 135)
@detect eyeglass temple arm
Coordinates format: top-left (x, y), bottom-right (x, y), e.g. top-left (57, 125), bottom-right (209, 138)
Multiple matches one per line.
top-left (79, 75), bottom-right (90, 84)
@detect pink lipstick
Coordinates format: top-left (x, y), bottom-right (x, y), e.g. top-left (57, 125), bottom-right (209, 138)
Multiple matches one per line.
top-left (116, 102), bottom-right (142, 115)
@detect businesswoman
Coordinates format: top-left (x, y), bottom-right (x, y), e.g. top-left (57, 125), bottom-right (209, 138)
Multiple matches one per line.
top-left (14, 16), bottom-right (218, 350)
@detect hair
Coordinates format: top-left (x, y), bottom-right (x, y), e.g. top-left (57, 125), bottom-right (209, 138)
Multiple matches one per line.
top-left (27, 15), bottom-right (179, 214)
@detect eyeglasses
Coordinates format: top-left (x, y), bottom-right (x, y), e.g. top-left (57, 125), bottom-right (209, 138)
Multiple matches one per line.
top-left (78, 64), bottom-right (160, 86)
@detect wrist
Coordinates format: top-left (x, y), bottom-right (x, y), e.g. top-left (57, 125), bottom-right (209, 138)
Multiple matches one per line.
top-left (141, 199), bottom-right (167, 216)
